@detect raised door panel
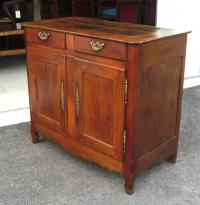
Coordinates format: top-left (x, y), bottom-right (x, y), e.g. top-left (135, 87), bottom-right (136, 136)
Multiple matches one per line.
top-left (67, 55), bottom-right (125, 160)
top-left (137, 56), bottom-right (183, 156)
top-left (27, 47), bottom-right (66, 132)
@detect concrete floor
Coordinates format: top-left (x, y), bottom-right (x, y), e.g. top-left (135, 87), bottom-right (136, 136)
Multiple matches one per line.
top-left (0, 86), bottom-right (200, 205)
top-left (0, 56), bottom-right (30, 127)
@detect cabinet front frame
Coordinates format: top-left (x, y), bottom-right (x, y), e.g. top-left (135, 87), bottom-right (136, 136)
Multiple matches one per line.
top-left (26, 31), bottom-right (128, 163)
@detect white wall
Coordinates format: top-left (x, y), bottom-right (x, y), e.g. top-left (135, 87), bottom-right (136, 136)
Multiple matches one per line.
top-left (157, 0), bottom-right (200, 81)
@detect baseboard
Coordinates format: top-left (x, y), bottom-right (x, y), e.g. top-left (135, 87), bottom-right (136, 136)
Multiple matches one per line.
top-left (184, 76), bottom-right (200, 88)
top-left (0, 108), bottom-right (30, 127)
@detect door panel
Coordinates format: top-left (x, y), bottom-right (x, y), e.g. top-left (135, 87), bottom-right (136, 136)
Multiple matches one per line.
top-left (137, 56), bottom-right (182, 156)
top-left (82, 72), bottom-right (113, 145)
top-left (27, 47), bottom-right (66, 132)
top-left (67, 55), bottom-right (125, 160)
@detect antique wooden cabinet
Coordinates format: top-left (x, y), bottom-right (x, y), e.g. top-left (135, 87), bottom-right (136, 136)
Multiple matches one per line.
top-left (23, 17), bottom-right (189, 194)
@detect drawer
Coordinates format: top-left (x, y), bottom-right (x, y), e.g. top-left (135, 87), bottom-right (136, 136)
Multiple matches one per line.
top-left (73, 36), bottom-right (126, 61)
top-left (26, 28), bottom-right (65, 49)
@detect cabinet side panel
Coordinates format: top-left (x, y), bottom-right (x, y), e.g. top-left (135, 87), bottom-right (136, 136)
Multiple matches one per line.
top-left (137, 35), bottom-right (187, 158)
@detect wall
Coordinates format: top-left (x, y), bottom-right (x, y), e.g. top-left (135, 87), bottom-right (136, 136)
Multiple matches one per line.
top-left (157, 0), bottom-right (200, 87)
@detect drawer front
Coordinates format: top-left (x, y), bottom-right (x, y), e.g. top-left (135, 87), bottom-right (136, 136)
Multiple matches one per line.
top-left (73, 36), bottom-right (126, 61)
top-left (26, 28), bottom-right (65, 49)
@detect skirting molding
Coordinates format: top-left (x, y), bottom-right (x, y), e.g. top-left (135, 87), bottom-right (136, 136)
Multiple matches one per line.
top-left (0, 108), bottom-right (30, 127)
top-left (184, 75), bottom-right (200, 88)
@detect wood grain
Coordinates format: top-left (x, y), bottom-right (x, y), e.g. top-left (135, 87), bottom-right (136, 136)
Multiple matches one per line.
top-left (24, 17), bottom-right (189, 195)
top-left (27, 46), bottom-right (66, 133)
top-left (22, 17), bottom-right (190, 44)
top-left (26, 28), bottom-right (66, 49)
top-left (73, 35), bottom-right (127, 61)
top-left (67, 55), bottom-right (125, 160)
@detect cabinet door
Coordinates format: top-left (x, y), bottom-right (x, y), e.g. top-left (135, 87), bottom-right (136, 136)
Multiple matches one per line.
top-left (67, 55), bottom-right (125, 160)
top-left (27, 47), bottom-right (66, 132)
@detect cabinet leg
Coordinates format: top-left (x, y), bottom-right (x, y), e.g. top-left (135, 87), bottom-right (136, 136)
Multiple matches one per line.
top-left (32, 131), bottom-right (40, 144)
top-left (125, 181), bottom-right (135, 195)
top-left (31, 124), bottom-right (40, 144)
top-left (166, 151), bottom-right (177, 164)
top-left (124, 164), bottom-right (137, 195)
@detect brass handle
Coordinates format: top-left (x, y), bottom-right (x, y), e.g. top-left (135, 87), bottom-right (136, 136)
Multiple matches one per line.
top-left (75, 85), bottom-right (80, 118)
top-left (38, 31), bottom-right (50, 41)
top-left (90, 41), bottom-right (105, 51)
top-left (60, 81), bottom-right (65, 112)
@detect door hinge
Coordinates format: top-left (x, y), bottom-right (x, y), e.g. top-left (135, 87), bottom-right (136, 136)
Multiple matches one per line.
top-left (124, 79), bottom-right (128, 104)
top-left (123, 130), bottom-right (127, 155)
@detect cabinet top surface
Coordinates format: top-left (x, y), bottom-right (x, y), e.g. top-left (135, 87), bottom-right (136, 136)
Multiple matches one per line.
top-left (23, 17), bottom-right (189, 44)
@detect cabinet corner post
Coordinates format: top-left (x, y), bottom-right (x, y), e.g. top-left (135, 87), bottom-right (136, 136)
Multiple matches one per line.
top-left (123, 45), bottom-right (141, 195)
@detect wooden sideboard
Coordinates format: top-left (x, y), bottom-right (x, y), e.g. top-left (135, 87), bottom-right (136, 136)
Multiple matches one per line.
top-left (23, 17), bottom-right (189, 194)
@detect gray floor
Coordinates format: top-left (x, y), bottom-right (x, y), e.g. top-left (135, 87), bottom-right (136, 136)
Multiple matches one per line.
top-left (0, 87), bottom-right (200, 205)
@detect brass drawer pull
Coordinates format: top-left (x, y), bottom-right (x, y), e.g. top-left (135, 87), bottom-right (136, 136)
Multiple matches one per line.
top-left (90, 41), bottom-right (105, 51)
top-left (75, 85), bottom-right (80, 118)
top-left (38, 31), bottom-right (50, 40)
top-left (60, 81), bottom-right (65, 112)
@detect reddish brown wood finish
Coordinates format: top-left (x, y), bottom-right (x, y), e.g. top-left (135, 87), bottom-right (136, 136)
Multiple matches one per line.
top-left (26, 28), bottom-right (66, 49)
top-left (73, 35), bottom-right (127, 61)
top-left (67, 55), bottom-right (125, 160)
top-left (116, 0), bottom-right (143, 24)
top-left (27, 46), bottom-right (67, 134)
top-left (23, 17), bottom-right (189, 194)
top-left (23, 17), bottom-right (189, 44)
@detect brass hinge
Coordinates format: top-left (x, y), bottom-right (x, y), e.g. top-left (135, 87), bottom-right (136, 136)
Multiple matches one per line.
top-left (124, 79), bottom-right (128, 104)
top-left (60, 81), bottom-right (65, 112)
top-left (123, 130), bottom-right (127, 154)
